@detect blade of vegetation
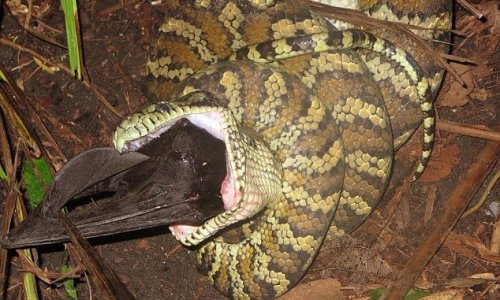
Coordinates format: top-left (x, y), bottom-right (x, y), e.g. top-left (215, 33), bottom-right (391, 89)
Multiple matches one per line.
top-left (23, 158), bottom-right (53, 207)
top-left (61, 0), bottom-right (83, 80)
top-left (0, 115), bottom-right (39, 300)
top-left (19, 249), bottom-right (39, 300)
top-left (61, 264), bottom-right (78, 300)
top-left (369, 287), bottom-right (431, 300)
top-left (0, 69), bottom-right (41, 157)
top-left (0, 165), bottom-right (7, 182)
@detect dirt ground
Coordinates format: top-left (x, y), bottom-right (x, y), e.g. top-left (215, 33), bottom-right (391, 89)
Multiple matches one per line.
top-left (0, 0), bottom-right (499, 299)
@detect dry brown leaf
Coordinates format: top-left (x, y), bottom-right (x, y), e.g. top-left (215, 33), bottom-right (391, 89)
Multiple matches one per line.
top-left (490, 219), bottom-right (500, 254)
top-left (418, 144), bottom-right (461, 183)
top-left (446, 277), bottom-right (492, 289)
top-left (439, 63), bottom-right (474, 108)
top-left (137, 239), bottom-right (152, 251)
top-left (4, 0), bottom-right (28, 17)
top-left (314, 235), bottom-right (394, 279)
top-left (444, 232), bottom-right (500, 263)
top-left (5, 0), bottom-right (52, 20)
top-left (278, 279), bottom-right (343, 300)
top-left (420, 290), bottom-right (464, 300)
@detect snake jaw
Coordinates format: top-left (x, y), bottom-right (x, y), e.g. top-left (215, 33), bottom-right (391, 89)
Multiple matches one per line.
top-left (113, 91), bottom-right (283, 246)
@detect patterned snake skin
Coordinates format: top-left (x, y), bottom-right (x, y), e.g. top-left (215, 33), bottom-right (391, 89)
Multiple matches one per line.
top-left (113, 0), bottom-right (452, 298)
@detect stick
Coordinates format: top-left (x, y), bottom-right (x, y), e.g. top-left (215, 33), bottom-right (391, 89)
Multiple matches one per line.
top-left (457, 0), bottom-right (485, 19)
top-left (59, 212), bottom-right (136, 300)
top-left (381, 140), bottom-right (500, 300)
top-left (437, 120), bottom-right (500, 142)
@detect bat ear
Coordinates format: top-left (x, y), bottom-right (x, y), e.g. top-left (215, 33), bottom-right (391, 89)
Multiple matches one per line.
top-left (41, 148), bottom-right (149, 214)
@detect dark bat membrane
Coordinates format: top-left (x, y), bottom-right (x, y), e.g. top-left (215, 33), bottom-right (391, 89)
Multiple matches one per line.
top-left (2, 119), bottom-right (227, 249)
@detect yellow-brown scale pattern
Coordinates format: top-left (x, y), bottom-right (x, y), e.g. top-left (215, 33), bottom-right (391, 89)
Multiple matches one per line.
top-left (356, 0), bottom-right (452, 148)
top-left (116, 61), bottom-right (345, 298)
top-left (114, 0), bottom-right (452, 298)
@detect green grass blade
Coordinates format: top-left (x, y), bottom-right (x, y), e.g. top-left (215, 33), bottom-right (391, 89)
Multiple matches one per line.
top-left (61, 0), bottom-right (82, 79)
top-left (0, 164), bottom-right (7, 182)
top-left (0, 69), bottom-right (7, 81)
top-left (23, 157), bottom-right (53, 207)
top-left (62, 264), bottom-right (79, 300)
top-left (21, 250), bottom-right (39, 300)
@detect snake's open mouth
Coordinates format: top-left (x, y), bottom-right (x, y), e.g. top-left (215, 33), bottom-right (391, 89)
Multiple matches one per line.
top-left (122, 115), bottom-right (239, 241)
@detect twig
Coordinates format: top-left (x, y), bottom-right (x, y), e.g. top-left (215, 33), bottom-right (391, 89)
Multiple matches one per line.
top-left (164, 244), bottom-right (183, 261)
top-left (16, 250), bottom-right (81, 285)
top-left (457, 0), bottom-right (485, 20)
top-left (26, 27), bottom-right (67, 50)
top-left (0, 115), bottom-right (16, 299)
top-left (33, 18), bottom-right (64, 35)
top-left (423, 185), bottom-right (437, 225)
top-left (440, 53), bottom-right (476, 64)
top-left (0, 37), bottom-right (122, 119)
top-left (98, 0), bottom-right (143, 19)
top-left (437, 120), bottom-right (500, 142)
top-left (455, 32), bottom-right (476, 52)
top-left (381, 141), bottom-right (500, 300)
top-left (462, 169), bottom-right (500, 218)
top-left (24, 0), bottom-right (33, 29)
top-left (59, 213), bottom-right (136, 300)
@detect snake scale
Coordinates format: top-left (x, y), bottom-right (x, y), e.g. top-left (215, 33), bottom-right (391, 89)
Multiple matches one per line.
top-left (113, 0), bottom-right (452, 298)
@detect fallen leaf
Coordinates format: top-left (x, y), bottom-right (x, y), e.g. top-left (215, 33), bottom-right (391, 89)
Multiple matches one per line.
top-left (278, 279), bottom-right (343, 300)
top-left (444, 232), bottom-right (500, 263)
top-left (470, 273), bottom-right (496, 279)
top-left (418, 144), bottom-right (461, 183)
top-left (438, 63), bottom-right (474, 108)
top-left (137, 239), bottom-right (151, 251)
top-left (446, 277), bottom-right (491, 289)
top-left (367, 287), bottom-right (431, 300)
top-left (490, 218), bottom-right (500, 254)
top-left (420, 290), bottom-right (463, 300)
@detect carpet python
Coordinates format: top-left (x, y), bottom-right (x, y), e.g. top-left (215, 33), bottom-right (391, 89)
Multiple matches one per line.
top-left (113, 0), bottom-right (452, 298)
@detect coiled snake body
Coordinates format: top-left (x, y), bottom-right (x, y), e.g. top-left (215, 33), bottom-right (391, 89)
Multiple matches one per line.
top-left (113, 1), bottom-right (451, 298)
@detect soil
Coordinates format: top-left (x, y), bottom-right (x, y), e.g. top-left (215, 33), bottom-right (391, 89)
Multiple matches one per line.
top-left (0, 0), bottom-right (498, 299)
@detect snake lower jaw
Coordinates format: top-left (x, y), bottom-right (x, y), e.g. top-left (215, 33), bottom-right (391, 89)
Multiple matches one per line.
top-left (170, 159), bottom-right (239, 242)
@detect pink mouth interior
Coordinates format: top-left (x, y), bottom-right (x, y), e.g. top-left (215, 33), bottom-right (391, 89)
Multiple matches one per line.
top-left (169, 158), bottom-right (239, 239)
top-left (125, 113), bottom-right (239, 240)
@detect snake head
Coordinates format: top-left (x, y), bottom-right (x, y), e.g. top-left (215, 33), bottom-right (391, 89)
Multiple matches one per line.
top-left (113, 91), bottom-right (283, 246)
